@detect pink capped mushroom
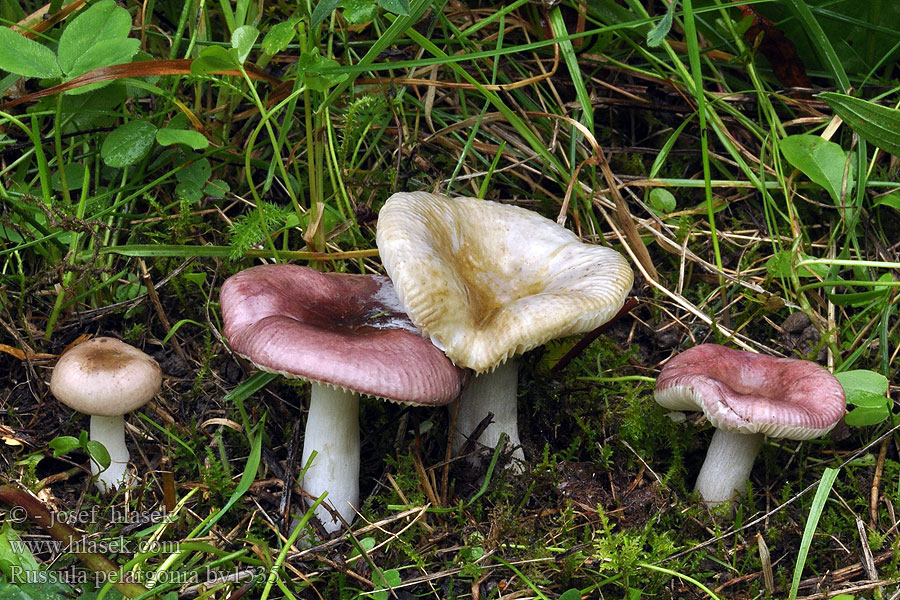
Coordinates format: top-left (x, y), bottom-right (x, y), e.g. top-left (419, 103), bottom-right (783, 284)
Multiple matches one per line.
top-left (220, 264), bottom-right (463, 533)
top-left (654, 344), bottom-right (846, 506)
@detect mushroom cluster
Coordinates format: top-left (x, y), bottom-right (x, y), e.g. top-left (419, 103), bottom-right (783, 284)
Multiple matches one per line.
top-left (214, 190), bottom-right (845, 532)
top-left (376, 191), bottom-right (634, 465)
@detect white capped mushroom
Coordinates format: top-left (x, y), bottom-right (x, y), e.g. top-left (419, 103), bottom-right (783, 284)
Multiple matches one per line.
top-left (376, 192), bottom-right (634, 466)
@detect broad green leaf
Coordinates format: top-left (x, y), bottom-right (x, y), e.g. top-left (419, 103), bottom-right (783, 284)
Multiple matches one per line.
top-left (204, 179), bottom-right (230, 198)
top-left (873, 191), bottom-right (900, 211)
top-left (176, 157), bottom-right (212, 203)
top-left (176, 157), bottom-right (212, 188)
top-left (835, 369), bottom-right (889, 402)
top-left (377, 0), bottom-right (410, 16)
top-left (101, 120), bottom-right (158, 167)
top-left (261, 19), bottom-right (299, 57)
top-left (182, 272), bottom-right (208, 288)
top-left (50, 163), bottom-right (87, 192)
top-left (765, 250), bottom-right (829, 279)
top-left (312, 0), bottom-right (341, 27)
top-left (0, 27), bottom-right (61, 78)
top-left (559, 590), bottom-right (583, 600)
top-left (176, 182), bottom-right (203, 203)
top-left (647, 0), bottom-right (677, 47)
top-left (231, 25), bottom-right (259, 64)
top-left (358, 537), bottom-right (377, 552)
top-left (836, 368), bottom-right (891, 426)
top-left (65, 37), bottom-right (140, 79)
top-left (343, 0), bottom-right (378, 24)
top-left (191, 46), bottom-right (237, 75)
top-left (48, 435), bottom-right (81, 456)
top-left (820, 92), bottom-right (900, 157)
top-left (845, 405), bottom-right (890, 427)
top-left (780, 134), bottom-right (852, 204)
top-left (156, 129), bottom-right (209, 150)
top-left (57, 0), bottom-right (132, 74)
top-left (367, 568), bottom-right (402, 600)
top-left (0, 577), bottom-right (72, 599)
top-left (86, 440), bottom-right (111, 468)
top-left (297, 49), bottom-right (348, 91)
top-left (649, 188), bottom-right (676, 213)
top-left (841, 389), bottom-right (890, 409)
top-left (0, 522), bottom-right (41, 581)
top-left (52, 85), bottom-right (126, 130)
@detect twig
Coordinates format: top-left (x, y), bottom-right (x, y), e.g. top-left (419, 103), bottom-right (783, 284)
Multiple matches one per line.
top-left (870, 435), bottom-right (889, 528)
top-left (795, 578), bottom-right (900, 600)
top-left (139, 259), bottom-right (188, 363)
top-left (550, 297), bottom-right (638, 374)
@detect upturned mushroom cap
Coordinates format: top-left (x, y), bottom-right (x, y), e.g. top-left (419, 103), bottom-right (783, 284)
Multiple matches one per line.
top-left (654, 344), bottom-right (846, 439)
top-left (220, 264), bottom-right (463, 404)
top-left (50, 337), bottom-right (162, 417)
top-left (375, 192), bottom-right (634, 372)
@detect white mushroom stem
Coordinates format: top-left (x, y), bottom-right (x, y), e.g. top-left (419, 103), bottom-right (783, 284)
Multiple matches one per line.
top-left (299, 384), bottom-right (360, 533)
top-left (89, 415), bottom-right (130, 493)
top-left (451, 359), bottom-right (525, 467)
top-left (694, 429), bottom-right (765, 505)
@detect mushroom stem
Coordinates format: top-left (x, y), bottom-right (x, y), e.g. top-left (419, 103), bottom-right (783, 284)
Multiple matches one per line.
top-left (695, 429), bottom-right (764, 505)
top-left (451, 359), bottom-right (525, 466)
top-left (89, 415), bottom-right (130, 493)
top-left (300, 384), bottom-right (360, 533)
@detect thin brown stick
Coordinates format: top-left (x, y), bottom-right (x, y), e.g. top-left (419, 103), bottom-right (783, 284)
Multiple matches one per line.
top-left (870, 435), bottom-right (889, 527)
top-left (550, 297), bottom-right (639, 374)
top-left (139, 259), bottom-right (188, 363)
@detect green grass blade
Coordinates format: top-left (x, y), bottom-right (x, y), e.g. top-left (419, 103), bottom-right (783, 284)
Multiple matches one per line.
top-left (680, 0), bottom-right (722, 275)
top-left (548, 6), bottom-right (592, 132)
top-left (322, 0), bottom-right (434, 108)
top-left (782, 0), bottom-right (849, 91)
top-left (198, 417), bottom-right (265, 536)
top-left (788, 467), bottom-right (840, 600)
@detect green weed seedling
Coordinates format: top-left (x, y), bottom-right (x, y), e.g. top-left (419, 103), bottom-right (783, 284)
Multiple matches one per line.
top-left (48, 429), bottom-right (111, 476)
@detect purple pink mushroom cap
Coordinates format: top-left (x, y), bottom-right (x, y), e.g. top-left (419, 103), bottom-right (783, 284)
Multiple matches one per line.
top-left (220, 263), bottom-right (463, 404)
top-left (654, 343), bottom-right (846, 506)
